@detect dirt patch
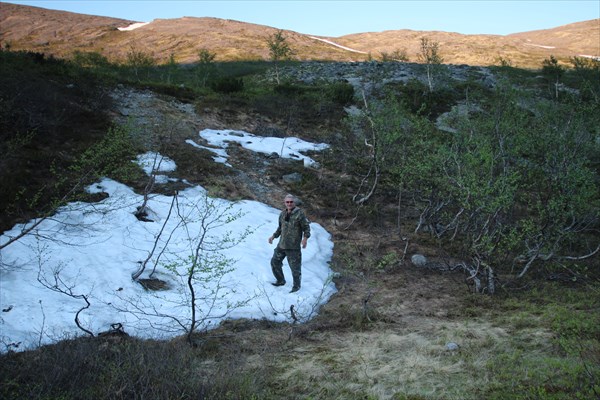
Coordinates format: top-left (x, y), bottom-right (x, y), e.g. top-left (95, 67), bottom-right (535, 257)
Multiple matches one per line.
top-left (137, 278), bottom-right (170, 291)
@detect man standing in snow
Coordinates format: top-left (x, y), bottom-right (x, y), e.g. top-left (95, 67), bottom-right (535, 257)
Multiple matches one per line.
top-left (268, 194), bottom-right (310, 293)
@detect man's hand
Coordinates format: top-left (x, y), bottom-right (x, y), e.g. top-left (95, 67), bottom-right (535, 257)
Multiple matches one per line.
top-left (301, 237), bottom-right (308, 249)
top-left (268, 236), bottom-right (274, 244)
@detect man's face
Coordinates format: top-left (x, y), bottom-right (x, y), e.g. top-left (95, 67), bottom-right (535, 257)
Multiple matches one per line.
top-left (285, 198), bottom-right (295, 211)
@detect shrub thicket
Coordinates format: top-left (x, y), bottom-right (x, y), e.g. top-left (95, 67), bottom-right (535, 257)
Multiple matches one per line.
top-left (0, 50), bottom-right (112, 231)
top-left (0, 335), bottom-right (269, 400)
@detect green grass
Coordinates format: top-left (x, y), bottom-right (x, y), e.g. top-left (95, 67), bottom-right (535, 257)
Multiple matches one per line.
top-left (481, 283), bottom-right (600, 400)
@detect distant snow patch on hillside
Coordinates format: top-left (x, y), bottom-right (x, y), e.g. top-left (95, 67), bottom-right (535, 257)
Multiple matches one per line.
top-left (524, 43), bottom-right (556, 49)
top-left (309, 36), bottom-right (367, 54)
top-left (118, 22), bottom-right (150, 31)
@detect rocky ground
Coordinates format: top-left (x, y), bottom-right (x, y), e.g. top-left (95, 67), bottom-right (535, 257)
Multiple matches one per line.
top-left (109, 84), bottom-right (292, 207)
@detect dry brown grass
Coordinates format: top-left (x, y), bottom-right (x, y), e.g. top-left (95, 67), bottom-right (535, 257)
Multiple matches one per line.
top-left (335, 18), bottom-right (599, 69)
top-left (273, 327), bottom-right (496, 399)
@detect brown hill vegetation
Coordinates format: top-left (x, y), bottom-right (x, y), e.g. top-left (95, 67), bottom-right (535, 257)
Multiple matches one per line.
top-left (1, 2), bottom-right (598, 68)
top-left (335, 19), bottom-right (599, 68)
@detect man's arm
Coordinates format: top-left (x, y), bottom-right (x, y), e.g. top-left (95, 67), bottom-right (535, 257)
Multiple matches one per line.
top-left (300, 210), bottom-right (310, 248)
top-left (268, 212), bottom-right (283, 244)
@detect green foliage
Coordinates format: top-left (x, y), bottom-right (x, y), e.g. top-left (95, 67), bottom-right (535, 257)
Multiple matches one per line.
top-left (212, 60), bottom-right (272, 78)
top-left (71, 51), bottom-right (109, 68)
top-left (0, 49), bottom-right (113, 231)
top-left (570, 56), bottom-right (600, 71)
top-left (495, 56), bottom-right (513, 67)
top-left (125, 48), bottom-right (156, 68)
top-left (542, 55), bottom-right (564, 80)
top-left (124, 47), bottom-right (156, 81)
top-left (198, 48), bottom-right (216, 64)
top-left (243, 79), bottom-right (351, 133)
top-left (418, 37), bottom-right (444, 92)
top-left (273, 81), bottom-right (306, 96)
top-left (483, 284), bottom-right (600, 400)
top-left (0, 336), bottom-right (270, 400)
top-left (211, 76), bottom-right (245, 93)
top-left (436, 86), bottom-right (597, 274)
top-left (564, 57), bottom-right (600, 102)
top-left (162, 52), bottom-right (179, 84)
top-left (266, 30), bottom-right (294, 62)
top-left (345, 78), bottom-right (599, 280)
top-left (159, 195), bottom-right (253, 341)
top-left (326, 81), bottom-right (355, 105)
top-left (72, 124), bottom-right (144, 183)
top-left (542, 55), bottom-right (565, 99)
top-left (391, 78), bottom-right (463, 118)
top-left (418, 37), bottom-right (443, 64)
top-left (381, 48), bottom-right (410, 62)
top-left (343, 91), bottom-right (441, 197)
top-left (196, 48), bottom-right (217, 88)
top-left (271, 80), bottom-right (355, 106)
top-left (266, 30), bottom-right (294, 84)
top-left (377, 251), bottom-right (399, 269)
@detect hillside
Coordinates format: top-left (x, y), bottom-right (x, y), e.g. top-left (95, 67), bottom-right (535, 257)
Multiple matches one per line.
top-left (1, 2), bottom-right (598, 67)
top-left (0, 2), bottom-right (367, 62)
top-left (0, 4), bottom-right (599, 400)
top-left (334, 18), bottom-right (599, 67)
top-left (0, 2), bottom-right (134, 47)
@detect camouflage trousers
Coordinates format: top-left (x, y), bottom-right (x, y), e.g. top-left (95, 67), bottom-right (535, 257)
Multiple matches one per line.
top-left (271, 247), bottom-right (302, 289)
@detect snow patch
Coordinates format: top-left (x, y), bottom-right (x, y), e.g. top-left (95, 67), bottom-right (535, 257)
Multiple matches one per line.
top-left (524, 43), bottom-right (556, 49)
top-left (578, 54), bottom-right (600, 61)
top-left (309, 36), bottom-right (368, 54)
top-left (118, 22), bottom-right (150, 31)
top-left (196, 129), bottom-right (329, 168)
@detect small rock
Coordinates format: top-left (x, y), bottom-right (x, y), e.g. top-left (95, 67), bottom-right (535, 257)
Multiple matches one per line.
top-left (411, 254), bottom-right (427, 267)
top-left (446, 342), bottom-right (460, 351)
top-left (282, 172), bottom-right (302, 184)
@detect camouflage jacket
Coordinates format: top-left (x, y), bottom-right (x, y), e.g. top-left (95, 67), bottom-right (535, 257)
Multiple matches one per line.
top-left (273, 207), bottom-right (311, 249)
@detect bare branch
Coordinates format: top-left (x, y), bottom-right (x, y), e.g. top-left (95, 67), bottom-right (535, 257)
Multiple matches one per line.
top-left (0, 169), bottom-right (94, 251)
top-left (37, 262), bottom-right (94, 337)
top-left (132, 192), bottom-right (179, 280)
top-left (352, 90), bottom-right (380, 206)
top-left (561, 243), bottom-right (600, 261)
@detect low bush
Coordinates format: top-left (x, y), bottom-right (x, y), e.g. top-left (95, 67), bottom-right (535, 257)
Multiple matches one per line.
top-left (326, 81), bottom-right (355, 105)
top-left (211, 76), bottom-right (245, 93)
top-left (386, 78), bottom-right (465, 118)
top-left (0, 335), bottom-right (269, 400)
top-left (274, 81), bottom-right (307, 96)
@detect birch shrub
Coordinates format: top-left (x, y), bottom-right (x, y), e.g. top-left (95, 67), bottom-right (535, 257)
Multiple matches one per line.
top-left (340, 79), bottom-right (599, 286)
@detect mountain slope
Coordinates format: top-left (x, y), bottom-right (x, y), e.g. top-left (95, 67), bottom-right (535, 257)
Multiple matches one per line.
top-left (1, 2), bottom-right (598, 67)
top-left (0, 3), bottom-right (367, 62)
top-left (0, 2), bottom-right (134, 47)
top-left (334, 19), bottom-right (599, 67)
